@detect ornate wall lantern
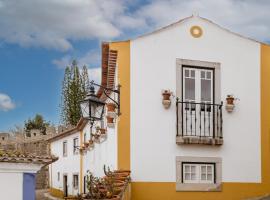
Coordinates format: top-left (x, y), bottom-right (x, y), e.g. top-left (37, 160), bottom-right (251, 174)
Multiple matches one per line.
top-left (80, 85), bottom-right (106, 122)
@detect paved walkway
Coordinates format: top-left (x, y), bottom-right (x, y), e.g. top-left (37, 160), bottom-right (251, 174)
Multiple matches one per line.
top-left (36, 189), bottom-right (63, 200)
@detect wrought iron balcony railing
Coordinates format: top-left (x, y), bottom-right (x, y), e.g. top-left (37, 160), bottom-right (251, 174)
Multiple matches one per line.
top-left (176, 99), bottom-right (223, 145)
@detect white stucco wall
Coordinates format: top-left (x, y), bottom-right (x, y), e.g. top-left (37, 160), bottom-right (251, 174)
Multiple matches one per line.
top-left (0, 162), bottom-right (42, 200)
top-left (83, 118), bottom-right (118, 178)
top-left (130, 16), bottom-right (261, 182)
top-left (50, 132), bottom-right (81, 196)
top-left (50, 117), bottom-right (118, 195)
top-left (0, 172), bottom-right (23, 200)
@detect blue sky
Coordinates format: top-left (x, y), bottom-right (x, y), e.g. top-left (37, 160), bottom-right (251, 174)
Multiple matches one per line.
top-left (1, 0), bottom-right (270, 131)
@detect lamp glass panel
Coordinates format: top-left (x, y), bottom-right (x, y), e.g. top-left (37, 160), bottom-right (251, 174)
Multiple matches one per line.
top-left (80, 101), bottom-right (89, 118)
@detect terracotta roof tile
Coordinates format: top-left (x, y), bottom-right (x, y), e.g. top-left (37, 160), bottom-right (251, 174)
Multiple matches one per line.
top-left (0, 150), bottom-right (58, 165)
top-left (97, 43), bottom-right (118, 101)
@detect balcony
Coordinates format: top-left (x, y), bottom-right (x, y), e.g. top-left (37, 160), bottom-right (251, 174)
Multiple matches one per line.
top-left (176, 101), bottom-right (223, 145)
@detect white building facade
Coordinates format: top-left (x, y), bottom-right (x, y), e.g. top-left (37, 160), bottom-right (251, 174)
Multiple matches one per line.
top-left (49, 15), bottom-right (270, 200)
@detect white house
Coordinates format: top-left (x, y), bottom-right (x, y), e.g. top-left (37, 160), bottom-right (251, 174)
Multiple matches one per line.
top-left (0, 150), bottom-right (56, 200)
top-left (49, 15), bottom-right (270, 200)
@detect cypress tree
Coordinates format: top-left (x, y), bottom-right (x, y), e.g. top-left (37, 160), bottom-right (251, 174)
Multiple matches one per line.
top-left (60, 60), bottom-right (90, 126)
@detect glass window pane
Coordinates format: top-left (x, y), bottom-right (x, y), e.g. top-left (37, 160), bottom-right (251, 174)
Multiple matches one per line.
top-left (191, 173), bottom-right (196, 180)
top-left (185, 78), bottom-right (195, 101)
top-left (201, 71), bottom-right (205, 79)
top-left (207, 174), bottom-right (212, 181)
top-left (185, 69), bottom-right (189, 77)
top-left (185, 173), bottom-right (190, 180)
top-left (201, 166), bottom-right (206, 173)
top-left (201, 79), bottom-right (211, 102)
top-left (191, 166), bottom-right (196, 173)
top-left (207, 166), bottom-right (212, 174)
top-left (191, 70), bottom-right (195, 78)
top-left (201, 174), bottom-right (206, 180)
top-left (207, 71), bottom-right (211, 79)
top-left (184, 165), bottom-right (190, 172)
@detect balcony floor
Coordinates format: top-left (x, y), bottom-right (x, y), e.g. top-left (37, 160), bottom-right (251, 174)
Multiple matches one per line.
top-left (176, 136), bottom-right (223, 145)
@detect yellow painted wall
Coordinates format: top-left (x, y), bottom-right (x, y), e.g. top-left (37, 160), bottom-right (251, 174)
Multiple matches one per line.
top-left (112, 42), bottom-right (270, 199)
top-left (109, 41), bottom-right (131, 170)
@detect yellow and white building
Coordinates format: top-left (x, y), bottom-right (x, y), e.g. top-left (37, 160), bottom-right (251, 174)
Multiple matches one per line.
top-left (49, 15), bottom-right (270, 200)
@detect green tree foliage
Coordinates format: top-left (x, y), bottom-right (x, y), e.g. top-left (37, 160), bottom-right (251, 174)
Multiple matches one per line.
top-left (60, 60), bottom-right (90, 126)
top-left (24, 114), bottom-right (50, 135)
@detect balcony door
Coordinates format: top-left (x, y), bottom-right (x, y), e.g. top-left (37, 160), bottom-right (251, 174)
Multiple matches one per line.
top-left (182, 66), bottom-right (214, 137)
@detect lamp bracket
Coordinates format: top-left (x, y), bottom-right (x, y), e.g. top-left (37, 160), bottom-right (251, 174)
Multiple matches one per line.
top-left (90, 80), bottom-right (121, 116)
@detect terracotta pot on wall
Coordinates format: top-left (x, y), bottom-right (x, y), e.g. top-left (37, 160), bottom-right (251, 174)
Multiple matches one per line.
top-left (100, 128), bottom-right (106, 135)
top-left (162, 90), bottom-right (172, 109)
top-left (225, 95), bottom-right (235, 113)
top-left (226, 95), bottom-right (234, 105)
top-left (162, 90), bottom-right (171, 100)
top-left (107, 103), bottom-right (116, 112)
top-left (107, 116), bottom-right (114, 123)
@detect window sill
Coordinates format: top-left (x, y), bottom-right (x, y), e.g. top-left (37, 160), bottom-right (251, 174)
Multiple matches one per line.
top-left (176, 183), bottom-right (222, 192)
top-left (176, 136), bottom-right (223, 145)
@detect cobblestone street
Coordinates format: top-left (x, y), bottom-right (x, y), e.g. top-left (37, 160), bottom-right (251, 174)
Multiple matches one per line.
top-left (36, 190), bottom-right (49, 200)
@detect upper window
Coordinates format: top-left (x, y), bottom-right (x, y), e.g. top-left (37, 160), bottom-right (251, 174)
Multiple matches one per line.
top-left (183, 67), bottom-right (213, 104)
top-left (57, 172), bottom-right (60, 181)
top-left (84, 133), bottom-right (87, 143)
top-left (73, 137), bottom-right (79, 155)
top-left (63, 141), bottom-right (67, 157)
top-left (176, 59), bottom-right (223, 144)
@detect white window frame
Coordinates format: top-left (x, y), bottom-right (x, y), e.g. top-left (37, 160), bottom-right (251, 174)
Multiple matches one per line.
top-left (176, 156), bottom-right (222, 191)
top-left (183, 163), bottom-right (214, 184)
top-left (63, 141), bottom-right (67, 157)
top-left (176, 59), bottom-right (221, 105)
top-left (73, 137), bottom-right (79, 155)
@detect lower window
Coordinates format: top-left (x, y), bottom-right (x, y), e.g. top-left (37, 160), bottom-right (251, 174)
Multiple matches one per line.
top-left (176, 156), bottom-right (222, 191)
top-left (73, 174), bottom-right (79, 189)
top-left (183, 163), bottom-right (214, 184)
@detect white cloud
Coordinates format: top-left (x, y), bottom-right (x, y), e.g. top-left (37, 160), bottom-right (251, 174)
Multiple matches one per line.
top-left (0, 93), bottom-right (16, 111)
top-left (88, 67), bottom-right (101, 85)
top-left (0, 0), bottom-right (135, 51)
top-left (52, 50), bottom-right (101, 68)
top-left (135, 0), bottom-right (270, 42)
top-left (1, 0), bottom-right (270, 51)
top-left (52, 55), bottom-right (72, 69)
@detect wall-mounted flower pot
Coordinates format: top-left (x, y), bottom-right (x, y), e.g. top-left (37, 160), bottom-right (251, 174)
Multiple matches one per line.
top-left (83, 142), bottom-right (89, 148)
top-left (225, 95), bottom-right (235, 113)
top-left (99, 128), bottom-right (107, 137)
top-left (107, 103), bottom-right (116, 112)
top-left (162, 90), bottom-right (172, 109)
top-left (107, 116), bottom-right (115, 128)
top-left (88, 139), bottom-right (95, 148)
top-left (107, 103), bottom-right (117, 118)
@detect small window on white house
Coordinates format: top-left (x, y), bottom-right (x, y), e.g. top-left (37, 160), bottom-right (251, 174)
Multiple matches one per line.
top-left (73, 174), bottom-right (79, 189)
top-left (176, 156), bottom-right (221, 191)
top-left (57, 172), bottom-right (60, 181)
top-left (183, 163), bottom-right (214, 184)
top-left (84, 133), bottom-right (87, 143)
top-left (63, 141), bottom-right (67, 157)
top-left (73, 137), bottom-right (79, 155)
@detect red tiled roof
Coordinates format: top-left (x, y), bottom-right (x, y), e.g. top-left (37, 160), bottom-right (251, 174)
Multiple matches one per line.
top-left (0, 150), bottom-right (58, 165)
top-left (97, 43), bottom-right (118, 100)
